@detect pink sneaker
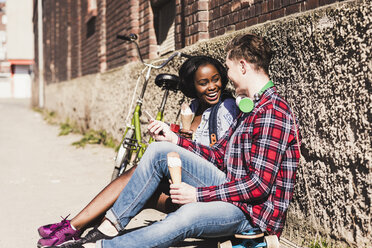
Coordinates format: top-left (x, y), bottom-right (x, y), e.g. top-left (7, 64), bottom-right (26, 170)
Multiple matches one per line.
top-left (38, 216), bottom-right (70, 238)
top-left (37, 221), bottom-right (81, 247)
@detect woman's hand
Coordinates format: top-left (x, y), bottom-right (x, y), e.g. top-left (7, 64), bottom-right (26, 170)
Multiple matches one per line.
top-left (178, 129), bottom-right (193, 139)
top-left (147, 120), bottom-right (179, 144)
top-left (169, 182), bottom-right (197, 205)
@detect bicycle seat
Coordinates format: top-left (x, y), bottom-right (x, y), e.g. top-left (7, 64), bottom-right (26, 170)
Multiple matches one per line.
top-left (155, 74), bottom-right (179, 91)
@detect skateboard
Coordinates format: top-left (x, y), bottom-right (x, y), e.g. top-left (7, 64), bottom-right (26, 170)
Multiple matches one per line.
top-left (218, 228), bottom-right (280, 248)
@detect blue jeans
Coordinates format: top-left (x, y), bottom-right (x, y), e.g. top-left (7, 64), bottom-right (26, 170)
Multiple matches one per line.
top-left (98, 142), bottom-right (253, 248)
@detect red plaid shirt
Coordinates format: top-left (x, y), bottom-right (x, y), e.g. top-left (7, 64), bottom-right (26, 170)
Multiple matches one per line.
top-left (177, 87), bottom-right (300, 236)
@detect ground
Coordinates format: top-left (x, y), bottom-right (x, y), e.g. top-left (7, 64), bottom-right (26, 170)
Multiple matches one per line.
top-left (0, 98), bottom-right (219, 248)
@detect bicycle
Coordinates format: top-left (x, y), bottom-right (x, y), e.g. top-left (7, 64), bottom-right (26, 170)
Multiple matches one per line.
top-left (111, 33), bottom-right (190, 181)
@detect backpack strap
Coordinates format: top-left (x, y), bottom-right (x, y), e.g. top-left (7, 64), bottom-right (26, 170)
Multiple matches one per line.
top-left (209, 100), bottom-right (223, 146)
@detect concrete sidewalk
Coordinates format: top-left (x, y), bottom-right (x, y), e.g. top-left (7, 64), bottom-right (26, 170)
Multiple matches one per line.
top-left (0, 98), bottom-right (117, 247)
top-left (0, 98), bottom-right (217, 248)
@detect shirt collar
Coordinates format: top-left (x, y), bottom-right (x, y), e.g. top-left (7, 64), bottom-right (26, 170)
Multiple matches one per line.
top-left (236, 86), bottom-right (277, 119)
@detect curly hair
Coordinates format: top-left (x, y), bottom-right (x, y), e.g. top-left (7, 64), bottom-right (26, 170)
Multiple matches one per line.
top-left (178, 55), bottom-right (228, 99)
top-left (225, 33), bottom-right (273, 75)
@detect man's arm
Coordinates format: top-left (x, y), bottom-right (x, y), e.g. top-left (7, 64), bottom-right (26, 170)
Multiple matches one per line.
top-left (148, 120), bottom-right (229, 169)
top-left (177, 130), bottom-right (228, 170)
top-left (196, 107), bottom-right (295, 203)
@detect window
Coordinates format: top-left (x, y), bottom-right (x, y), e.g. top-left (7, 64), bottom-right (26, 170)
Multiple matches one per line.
top-left (86, 0), bottom-right (97, 38)
top-left (86, 16), bottom-right (96, 38)
top-left (152, 0), bottom-right (176, 55)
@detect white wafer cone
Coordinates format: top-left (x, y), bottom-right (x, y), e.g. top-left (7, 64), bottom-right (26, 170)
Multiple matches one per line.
top-left (180, 103), bottom-right (193, 131)
top-left (167, 152), bottom-right (182, 184)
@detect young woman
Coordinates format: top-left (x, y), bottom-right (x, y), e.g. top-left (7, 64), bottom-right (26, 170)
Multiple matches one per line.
top-left (178, 55), bottom-right (238, 144)
top-left (37, 55), bottom-right (239, 248)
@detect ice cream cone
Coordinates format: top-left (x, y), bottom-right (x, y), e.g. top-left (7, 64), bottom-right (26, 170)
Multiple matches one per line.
top-left (180, 103), bottom-right (193, 131)
top-left (167, 152), bottom-right (182, 184)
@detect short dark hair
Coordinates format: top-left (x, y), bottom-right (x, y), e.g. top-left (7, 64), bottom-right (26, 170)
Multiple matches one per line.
top-left (225, 34), bottom-right (273, 75)
top-left (178, 55), bottom-right (228, 99)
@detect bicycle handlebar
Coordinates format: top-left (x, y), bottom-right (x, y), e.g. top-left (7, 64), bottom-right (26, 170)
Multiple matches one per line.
top-left (117, 33), bottom-right (191, 68)
top-left (150, 52), bottom-right (191, 69)
top-left (117, 34), bottom-right (138, 42)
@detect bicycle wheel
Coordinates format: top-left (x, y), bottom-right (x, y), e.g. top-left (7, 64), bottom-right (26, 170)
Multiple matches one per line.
top-left (111, 149), bottom-right (131, 181)
top-left (111, 129), bottom-right (134, 181)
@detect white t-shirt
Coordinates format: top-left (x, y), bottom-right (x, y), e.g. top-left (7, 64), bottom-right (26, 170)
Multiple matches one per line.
top-left (188, 98), bottom-right (239, 146)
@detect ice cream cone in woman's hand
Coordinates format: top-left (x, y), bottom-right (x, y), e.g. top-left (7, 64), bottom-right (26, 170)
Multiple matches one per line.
top-left (167, 152), bottom-right (182, 184)
top-left (180, 103), bottom-right (193, 131)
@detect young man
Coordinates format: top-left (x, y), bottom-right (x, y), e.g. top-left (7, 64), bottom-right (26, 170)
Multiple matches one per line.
top-left (76, 33), bottom-right (300, 248)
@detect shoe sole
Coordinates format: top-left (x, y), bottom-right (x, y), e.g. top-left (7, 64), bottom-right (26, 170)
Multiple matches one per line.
top-left (37, 239), bottom-right (80, 248)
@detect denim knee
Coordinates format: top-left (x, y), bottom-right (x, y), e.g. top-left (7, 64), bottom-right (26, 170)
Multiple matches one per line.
top-left (146, 141), bottom-right (175, 154)
top-left (165, 203), bottom-right (217, 228)
top-left (161, 202), bottom-right (250, 238)
top-left (136, 142), bottom-right (171, 177)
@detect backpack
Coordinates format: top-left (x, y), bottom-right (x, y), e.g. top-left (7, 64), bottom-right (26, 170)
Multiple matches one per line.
top-left (208, 100), bottom-right (223, 146)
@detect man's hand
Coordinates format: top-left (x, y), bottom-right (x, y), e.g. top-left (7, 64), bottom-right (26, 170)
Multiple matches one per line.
top-left (169, 182), bottom-right (197, 205)
top-left (147, 120), bottom-right (179, 144)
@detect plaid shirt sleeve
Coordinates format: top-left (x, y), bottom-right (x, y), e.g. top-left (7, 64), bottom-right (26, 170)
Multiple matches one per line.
top-left (177, 132), bottom-right (229, 171)
top-left (195, 106), bottom-right (296, 204)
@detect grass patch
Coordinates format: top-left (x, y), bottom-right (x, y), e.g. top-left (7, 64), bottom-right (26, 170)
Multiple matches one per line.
top-left (72, 130), bottom-right (117, 148)
top-left (33, 108), bottom-right (117, 149)
top-left (32, 107), bottom-right (43, 113)
top-left (308, 239), bottom-right (332, 248)
top-left (60, 122), bottom-right (117, 149)
top-left (42, 109), bottom-right (58, 124)
top-left (59, 119), bottom-right (80, 136)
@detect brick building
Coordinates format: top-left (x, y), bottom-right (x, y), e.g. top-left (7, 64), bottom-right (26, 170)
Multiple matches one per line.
top-left (33, 0), bottom-right (341, 85)
top-left (1, 0), bottom-right (34, 98)
top-left (32, 0), bottom-right (371, 247)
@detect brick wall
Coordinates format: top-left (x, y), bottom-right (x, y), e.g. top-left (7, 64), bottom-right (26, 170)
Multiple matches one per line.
top-left (34, 0), bottom-right (343, 85)
top-left (70, 0), bottom-right (82, 78)
top-left (175, 0), bottom-right (209, 47)
top-left (105, 0), bottom-right (132, 70)
top-left (42, 0), bottom-right (76, 84)
top-left (139, 0), bottom-right (158, 59)
top-left (56, 1), bottom-right (68, 82)
top-left (207, 0), bottom-right (339, 38)
top-left (43, 0), bottom-right (55, 83)
top-left (80, 0), bottom-right (99, 76)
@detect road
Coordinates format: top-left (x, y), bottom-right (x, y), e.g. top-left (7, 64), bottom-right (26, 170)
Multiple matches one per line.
top-left (0, 98), bottom-right (217, 248)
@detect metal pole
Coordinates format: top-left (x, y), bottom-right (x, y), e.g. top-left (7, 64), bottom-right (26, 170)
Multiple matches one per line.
top-left (37, 0), bottom-right (44, 108)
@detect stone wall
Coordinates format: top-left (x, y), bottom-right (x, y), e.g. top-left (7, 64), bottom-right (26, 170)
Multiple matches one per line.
top-left (44, 0), bottom-right (371, 246)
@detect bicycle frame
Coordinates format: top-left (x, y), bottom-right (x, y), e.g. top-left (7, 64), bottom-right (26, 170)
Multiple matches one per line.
top-left (120, 78), bottom-right (173, 163)
top-left (126, 99), bottom-right (164, 161)
top-left (114, 86), bottom-right (170, 179)
top-left (112, 34), bottom-right (189, 180)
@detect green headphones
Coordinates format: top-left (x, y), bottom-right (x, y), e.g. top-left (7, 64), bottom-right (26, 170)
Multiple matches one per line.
top-left (235, 80), bottom-right (274, 113)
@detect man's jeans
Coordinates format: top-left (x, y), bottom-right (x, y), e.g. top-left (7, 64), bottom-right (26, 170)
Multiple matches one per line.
top-left (98, 142), bottom-right (253, 248)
